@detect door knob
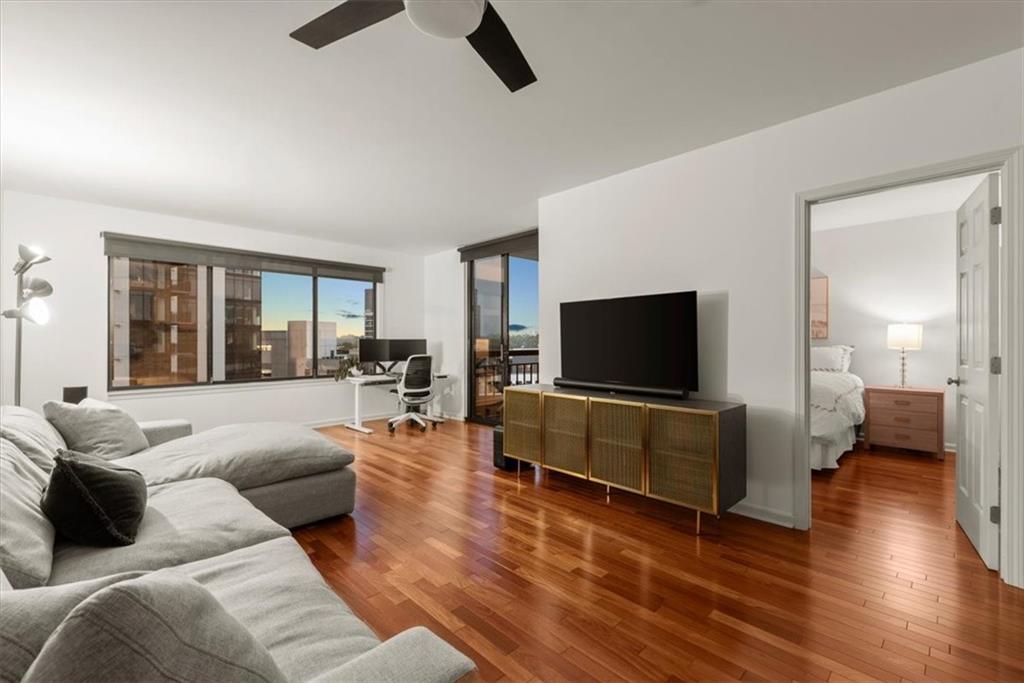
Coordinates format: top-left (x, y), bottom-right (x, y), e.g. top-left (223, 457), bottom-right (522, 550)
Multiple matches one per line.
top-left (946, 377), bottom-right (962, 386)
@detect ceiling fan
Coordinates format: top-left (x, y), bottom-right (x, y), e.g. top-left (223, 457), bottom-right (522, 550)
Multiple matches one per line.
top-left (290, 0), bottom-right (537, 93)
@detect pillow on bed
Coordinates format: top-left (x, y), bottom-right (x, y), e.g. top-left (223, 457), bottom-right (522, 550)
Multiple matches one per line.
top-left (811, 345), bottom-right (854, 372)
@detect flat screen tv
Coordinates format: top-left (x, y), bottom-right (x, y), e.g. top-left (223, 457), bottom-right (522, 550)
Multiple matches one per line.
top-left (557, 291), bottom-right (698, 398)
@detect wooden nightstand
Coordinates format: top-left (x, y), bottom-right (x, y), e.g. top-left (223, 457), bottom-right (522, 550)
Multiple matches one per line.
top-left (863, 386), bottom-right (945, 458)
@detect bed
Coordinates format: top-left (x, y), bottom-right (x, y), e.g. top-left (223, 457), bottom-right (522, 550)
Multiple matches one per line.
top-left (809, 345), bottom-right (866, 470)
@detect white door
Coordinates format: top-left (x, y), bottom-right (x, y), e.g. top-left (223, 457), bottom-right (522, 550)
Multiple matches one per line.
top-left (954, 172), bottom-right (1000, 569)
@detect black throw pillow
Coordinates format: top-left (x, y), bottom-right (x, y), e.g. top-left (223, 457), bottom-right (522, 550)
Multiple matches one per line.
top-left (41, 449), bottom-right (148, 547)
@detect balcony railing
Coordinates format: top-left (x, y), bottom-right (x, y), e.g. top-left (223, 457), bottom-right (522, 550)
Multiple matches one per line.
top-left (508, 348), bottom-right (539, 386)
top-left (474, 348), bottom-right (539, 401)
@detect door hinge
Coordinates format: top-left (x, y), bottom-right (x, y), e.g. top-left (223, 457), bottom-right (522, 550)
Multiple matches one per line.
top-left (990, 505), bottom-right (1001, 525)
top-left (990, 206), bottom-right (1002, 225)
top-left (991, 356), bottom-right (1002, 375)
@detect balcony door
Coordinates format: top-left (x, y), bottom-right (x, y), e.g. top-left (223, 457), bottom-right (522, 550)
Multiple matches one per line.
top-left (465, 237), bottom-right (539, 425)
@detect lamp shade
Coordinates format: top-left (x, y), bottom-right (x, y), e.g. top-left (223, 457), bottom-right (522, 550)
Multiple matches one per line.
top-left (13, 244), bottom-right (50, 274)
top-left (3, 298), bottom-right (50, 325)
top-left (21, 276), bottom-right (53, 300)
top-left (887, 323), bottom-right (923, 350)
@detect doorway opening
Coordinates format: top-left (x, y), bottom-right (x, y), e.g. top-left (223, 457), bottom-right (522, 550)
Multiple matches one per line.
top-left (807, 172), bottom-right (998, 569)
top-left (794, 149), bottom-right (1024, 587)
top-left (465, 235), bottom-right (539, 425)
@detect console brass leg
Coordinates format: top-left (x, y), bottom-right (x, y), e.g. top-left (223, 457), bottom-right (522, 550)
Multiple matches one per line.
top-left (696, 510), bottom-right (701, 536)
top-left (605, 484), bottom-right (611, 504)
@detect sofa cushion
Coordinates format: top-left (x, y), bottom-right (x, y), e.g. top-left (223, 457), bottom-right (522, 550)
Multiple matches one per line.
top-left (114, 422), bottom-right (355, 491)
top-left (48, 478), bottom-right (288, 585)
top-left (0, 439), bottom-right (55, 588)
top-left (43, 397), bottom-right (149, 460)
top-left (24, 573), bottom-right (287, 683)
top-left (41, 450), bottom-right (148, 547)
top-left (0, 405), bottom-right (66, 471)
top-left (310, 627), bottom-right (478, 683)
top-left (0, 571), bottom-right (144, 682)
top-left (175, 537), bottom-right (379, 681)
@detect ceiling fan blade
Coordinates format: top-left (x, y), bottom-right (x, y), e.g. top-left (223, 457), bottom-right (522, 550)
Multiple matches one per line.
top-left (466, 3), bottom-right (536, 92)
top-left (290, 0), bottom-right (405, 49)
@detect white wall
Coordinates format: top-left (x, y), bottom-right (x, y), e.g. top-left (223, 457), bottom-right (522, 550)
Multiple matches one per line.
top-left (812, 213), bottom-right (958, 447)
top-left (423, 249), bottom-right (466, 419)
top-left (0, 191), bottom-right (424, 431)
top-left (538, 49), bottom-right (1023, 526)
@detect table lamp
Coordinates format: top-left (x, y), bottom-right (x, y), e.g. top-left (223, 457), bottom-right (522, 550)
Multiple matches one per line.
top-left (887, 323), bottom-right (923, 388)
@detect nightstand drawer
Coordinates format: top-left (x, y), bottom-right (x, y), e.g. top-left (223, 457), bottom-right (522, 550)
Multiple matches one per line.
top-left (869, 392), bottom-right (938, 415)
top-left (870, 409), bottom-right (936, 431)
top-left (870, 425), bottom-right (937, 452)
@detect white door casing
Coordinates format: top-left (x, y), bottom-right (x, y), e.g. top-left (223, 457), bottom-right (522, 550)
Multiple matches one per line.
top-left (955, 172), bottom-right (1000, 570)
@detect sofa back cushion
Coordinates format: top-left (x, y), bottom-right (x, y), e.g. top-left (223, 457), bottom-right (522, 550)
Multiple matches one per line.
top-left (0, 405), bottom-right (66, 472)
top-left (23, 572), bottom-right (287, 683)
top-left (0, 439), bottom-right (55, 588)
top-left (0, 571), bottom-right (144, 682)
top-left (42, 398), bottom-right (148, 460)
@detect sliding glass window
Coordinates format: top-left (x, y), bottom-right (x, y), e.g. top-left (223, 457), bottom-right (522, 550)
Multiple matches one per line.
top-left (106, 235), bottom-right (382, 389)
top-left (110, 258), bottom-right (208, 387)
top-left (316, 276), bottom-right (376, 377)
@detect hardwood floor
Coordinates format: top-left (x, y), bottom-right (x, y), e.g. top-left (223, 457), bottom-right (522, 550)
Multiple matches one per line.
top-left (296, 420), bottom-right (1024, 682)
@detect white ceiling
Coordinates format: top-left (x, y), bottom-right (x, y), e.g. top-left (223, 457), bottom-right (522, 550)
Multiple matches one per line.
top-left (2, 1), bottom-right (1022, 254)
top-left (811, 173), bottom-right (990, 232)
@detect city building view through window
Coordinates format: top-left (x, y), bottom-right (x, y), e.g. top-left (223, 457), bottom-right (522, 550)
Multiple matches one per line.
top-left (110, 256), bottom-right (375, 387)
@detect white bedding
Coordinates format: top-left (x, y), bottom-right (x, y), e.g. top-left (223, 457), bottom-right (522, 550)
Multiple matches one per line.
top-left (810, 371), bottom-right (865, 469)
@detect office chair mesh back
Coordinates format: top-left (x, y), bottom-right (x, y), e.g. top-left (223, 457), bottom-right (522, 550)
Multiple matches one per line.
top-left (403, 355), bottom-right (433, 393)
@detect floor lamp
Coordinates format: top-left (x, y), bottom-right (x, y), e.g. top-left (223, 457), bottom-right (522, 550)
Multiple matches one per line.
top-left (3, 244), bottom-right (53, 406)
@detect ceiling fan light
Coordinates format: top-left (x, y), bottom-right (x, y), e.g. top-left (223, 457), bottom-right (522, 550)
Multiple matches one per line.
top-left (404, 0), bottom-right (486, 39)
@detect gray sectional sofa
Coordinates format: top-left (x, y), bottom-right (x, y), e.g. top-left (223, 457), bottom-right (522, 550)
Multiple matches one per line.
top-left (0, 404), bottom-right (477, 682)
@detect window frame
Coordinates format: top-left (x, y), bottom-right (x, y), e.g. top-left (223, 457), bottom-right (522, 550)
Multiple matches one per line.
top-left (107, 255), bottom-right (379, 392)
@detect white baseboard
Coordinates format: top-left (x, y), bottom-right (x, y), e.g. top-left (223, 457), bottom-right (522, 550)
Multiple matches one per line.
top-left (303, 411), bottom-right (394, 429)
top-left (729, 501), bottom-right (795, 528)
top-left (304, 411), bottom-right (466, 429)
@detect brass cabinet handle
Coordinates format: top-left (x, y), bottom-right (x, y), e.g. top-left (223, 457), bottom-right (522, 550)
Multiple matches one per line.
top-left (894, 416), bottom-right (911, 424)
top-left (895, 433), bottom-right (910, 441)
top-left (894, 400), bottom-right (911, 406)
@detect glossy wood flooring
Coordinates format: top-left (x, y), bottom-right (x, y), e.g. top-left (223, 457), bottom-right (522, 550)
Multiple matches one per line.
top-left (296, 421), bottom-right (1024, 682)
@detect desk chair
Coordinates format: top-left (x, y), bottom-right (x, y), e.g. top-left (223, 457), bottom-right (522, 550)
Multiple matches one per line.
top-left (388, 354), bottom-right (438, 433)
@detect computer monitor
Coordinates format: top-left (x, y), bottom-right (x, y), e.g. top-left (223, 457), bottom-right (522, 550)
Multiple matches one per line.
top-left (358, 338), bottom-right (428, 372)
top-left (358, 339), bottom-right (391, 365)
top-left (388, 339), bottom-right (426, 361)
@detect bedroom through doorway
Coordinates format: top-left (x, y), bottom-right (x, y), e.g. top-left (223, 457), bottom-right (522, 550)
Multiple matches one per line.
top-left (807, 171), bottom-right (999, 568)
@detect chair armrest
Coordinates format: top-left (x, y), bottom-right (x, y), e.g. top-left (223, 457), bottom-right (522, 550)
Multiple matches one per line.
top-left (310, 627), bottom-right (478, 683)
top-left (138, 419), bottom-right (193, 447)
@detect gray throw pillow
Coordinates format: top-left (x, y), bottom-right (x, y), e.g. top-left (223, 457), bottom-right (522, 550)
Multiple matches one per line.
top-left (0, 405), bottom-right (67, 472)
top-left (0, 571), bottom-right (144, 682)
top-left (42, 398), bottom-right (149, 460)
top-left (24, 573), bottom-right (286, 683)
top-left (0, 439), bottom-right (55, 588)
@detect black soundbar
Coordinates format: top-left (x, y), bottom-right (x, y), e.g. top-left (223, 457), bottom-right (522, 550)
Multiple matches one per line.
top-left (552, 377), bottom-right (689, 400)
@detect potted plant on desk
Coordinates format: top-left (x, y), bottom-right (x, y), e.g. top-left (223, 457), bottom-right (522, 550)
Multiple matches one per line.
top-left (332, 358), bottom-right (359, 382)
